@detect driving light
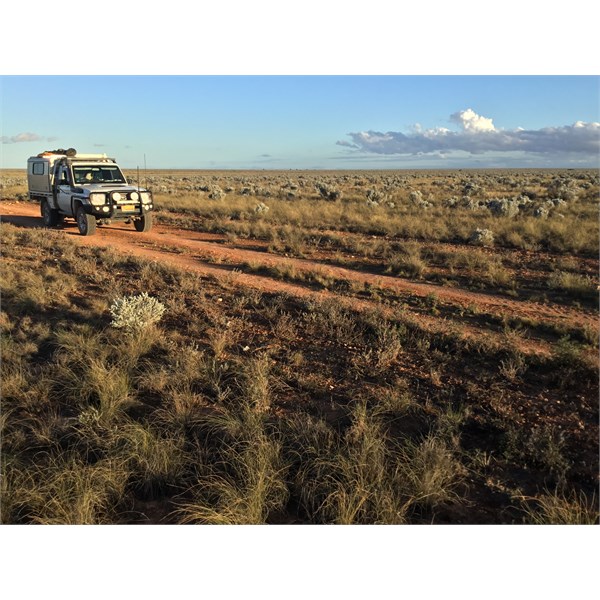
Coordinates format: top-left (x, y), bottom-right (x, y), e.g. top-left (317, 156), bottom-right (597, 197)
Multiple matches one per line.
top-left (129, 191), bottom-right (140, 201)
top-left (112, 192), bottom-right (122, 202)
top-left (90, 193), bottom-right (106, 206)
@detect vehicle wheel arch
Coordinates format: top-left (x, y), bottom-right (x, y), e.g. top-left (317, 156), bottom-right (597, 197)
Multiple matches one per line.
top-left (71, 197), bottom-right (83, 217)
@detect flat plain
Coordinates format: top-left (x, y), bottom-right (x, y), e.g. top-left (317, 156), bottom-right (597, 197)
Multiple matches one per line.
top-left (1, 168), bottom-right (598, 524)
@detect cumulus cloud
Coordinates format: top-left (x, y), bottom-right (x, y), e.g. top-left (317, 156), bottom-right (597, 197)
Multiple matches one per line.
top-left (451, 108), bottom-right (496, 132)
top-left (337, 109), bottom-right (600, 159)
top-left (1, 132), bottom-right (44, 144)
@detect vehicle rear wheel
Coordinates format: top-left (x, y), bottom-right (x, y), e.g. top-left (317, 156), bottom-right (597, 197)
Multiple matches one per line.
top-left (76, 206), bottom-right (97, 236)
top-left (134, 212), bottom-right (152, 232)
top-left (41, 200), bottom-right (61, 227)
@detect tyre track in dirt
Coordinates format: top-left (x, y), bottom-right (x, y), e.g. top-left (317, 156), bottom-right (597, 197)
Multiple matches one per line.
top-left (1, 201), bottom-right (594, 356)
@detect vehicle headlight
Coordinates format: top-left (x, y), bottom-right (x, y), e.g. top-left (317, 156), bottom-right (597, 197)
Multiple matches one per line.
top-left (112, 192), bottom-right (122, 202)
top-left (141, 192), bottom-right (152, 204)
top-left (129, 191), bottom-right (140, 201)
top-left (90, 193), bottom-right (106, 206)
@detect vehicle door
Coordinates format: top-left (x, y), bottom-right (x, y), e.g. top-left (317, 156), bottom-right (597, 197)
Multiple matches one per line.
top-left (55, 165), bottom-right (73, 214)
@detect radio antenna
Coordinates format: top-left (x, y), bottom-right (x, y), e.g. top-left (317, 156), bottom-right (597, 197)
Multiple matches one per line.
top-left (137, 165), bottom-right (140, 195)
top-left (144, 153), bottom-right (147, 190)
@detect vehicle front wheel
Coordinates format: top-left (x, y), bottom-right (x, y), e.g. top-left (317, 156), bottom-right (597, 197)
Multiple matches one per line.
top-left (133, 212), bottom-right (153, 232)
top-left (76, 206), bottom-right (97, 236)
top-left (41, 200), bottom-right (61, 227)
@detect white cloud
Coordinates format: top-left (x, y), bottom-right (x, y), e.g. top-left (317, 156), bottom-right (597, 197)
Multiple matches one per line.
top-left (1, 132), bottom-right (43, 144)
top-left (451, 108), bottom-right (496, 132)
top-left (1, 132), bottom-right (58, 144)
top-left (337, 111), bottom-right (600, 161)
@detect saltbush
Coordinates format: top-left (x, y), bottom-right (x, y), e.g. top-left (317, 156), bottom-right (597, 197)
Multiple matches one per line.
top-left (469, 228), bottom-right (495, 247)
top-left (110, 293), bottom-right (166, 332)
top-left (487, 198), bottom-right (520, 218)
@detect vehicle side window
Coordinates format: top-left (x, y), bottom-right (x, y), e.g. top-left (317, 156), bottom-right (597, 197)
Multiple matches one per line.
top-left (32, 162), bottom-right (45, 175)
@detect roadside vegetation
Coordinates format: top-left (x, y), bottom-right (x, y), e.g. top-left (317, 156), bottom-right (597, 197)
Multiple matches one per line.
top-left (1, 212), bottom-right (598, 524)
top-left (123, 169), bottom-right (599, 315)
top-left (142, 169), bottom-right (599, 256)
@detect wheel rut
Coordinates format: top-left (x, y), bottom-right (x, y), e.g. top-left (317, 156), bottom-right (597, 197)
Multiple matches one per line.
top-left (1, 200), bottom-right (594, 357)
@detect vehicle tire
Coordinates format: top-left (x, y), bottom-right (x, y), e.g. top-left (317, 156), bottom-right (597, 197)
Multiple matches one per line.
top-left (76, 206), bottom-right (97, 236)
top-left (134, 212), bottom-right (153, 232)
top-left (41, 200), bottom-right (60, 227)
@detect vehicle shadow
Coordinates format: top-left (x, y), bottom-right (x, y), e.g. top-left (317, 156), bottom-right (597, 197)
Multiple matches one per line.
top-left (0, 214), bottom-right (43, 228)
top-left (0, 212), bottom-right (136, 236)
top-left (0, 213), bottom-right (79, 234)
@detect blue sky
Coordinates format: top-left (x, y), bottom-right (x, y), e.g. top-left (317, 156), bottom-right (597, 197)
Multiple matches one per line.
top-left (1, 76), bottom-right (598, 169)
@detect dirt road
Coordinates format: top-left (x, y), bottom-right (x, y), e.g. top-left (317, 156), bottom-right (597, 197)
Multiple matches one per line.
top-left (1, 200), bottom-right (595, 356)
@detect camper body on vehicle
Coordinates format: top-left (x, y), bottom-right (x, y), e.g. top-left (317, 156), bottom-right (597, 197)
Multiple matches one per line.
top-left (27, 150), bottom-right (154, 235)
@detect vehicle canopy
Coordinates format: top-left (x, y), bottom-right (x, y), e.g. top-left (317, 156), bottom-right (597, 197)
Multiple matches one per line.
top-left (27, 150), bottom-right (121, 193)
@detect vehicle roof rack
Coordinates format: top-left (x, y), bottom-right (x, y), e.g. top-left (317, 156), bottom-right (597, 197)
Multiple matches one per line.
top-left (36, 149), bottom-right (116, 162)
top-left (37, 147), bottom-right (77, 157)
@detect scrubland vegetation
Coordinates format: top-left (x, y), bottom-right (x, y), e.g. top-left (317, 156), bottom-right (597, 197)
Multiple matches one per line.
top-left (145, 169), bottom-right (599, 254)
top-left (146, 169), bottom-right (598, 311)
top-left (1, 168), bottom-right (598, 524)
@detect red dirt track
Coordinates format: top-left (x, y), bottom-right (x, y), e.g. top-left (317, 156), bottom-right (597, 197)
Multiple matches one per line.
top-left (1, 200), bottom-right (595, 357)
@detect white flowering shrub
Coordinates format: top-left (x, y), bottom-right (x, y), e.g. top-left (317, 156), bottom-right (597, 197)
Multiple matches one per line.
top-left (254, 202), bottom-right (270, 214)
top-left (443, 196), bottom-right (460, 208)
top-left (547, 177), bottom-right (578, 201)
top-left (409, 189), bottom-right (432, 209)
top-left (550, 198), bottom-right (567, 207)
top-left (316, 182), bottom-right (342, 201)
top-left (469, 228), bottom-right (495, 247)
top-left (366, 189), bottom-right (388, 205)
top-left (110, 292), bottom-right (166, 332)
top-left (487, 198), bottom-right (520, 218)
top-left (208, 185), bottom-right (226, 200)
top-left (409, 190), bottom-right (423, 205)
top-left (463, 182), bottom-right (483, 196)
top-left (460, 196), bottom-right (482, 211)
top-left (516, 194), bottom-right (532, 207)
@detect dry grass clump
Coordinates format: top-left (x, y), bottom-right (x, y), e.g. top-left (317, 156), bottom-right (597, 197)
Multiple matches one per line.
top-left (177, 399), bottom-right (289, 524)
top-left (288, 402), bottom-right (460, 524)
top-left (546, 270), bottom-right (597, 301)
top-left (241, 353), bottom-right (272, 413)
top-left (51, 327), bottom-right (135, 424)
top-left (116, 422), bottom-right (187, 498)
top-left (2, 453), bottom-right (129, 524)
top-left (386, 242), bottom-right (427, 278)
top-left (521, 490), bottom-right (599, 524)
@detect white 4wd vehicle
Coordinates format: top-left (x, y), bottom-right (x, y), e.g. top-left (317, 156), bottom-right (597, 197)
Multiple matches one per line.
top-left (27, 149), bottom-right (154, 235)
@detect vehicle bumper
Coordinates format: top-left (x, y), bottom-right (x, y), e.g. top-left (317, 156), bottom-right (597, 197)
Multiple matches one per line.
top-left (87, 203), bottom-right (154, 219)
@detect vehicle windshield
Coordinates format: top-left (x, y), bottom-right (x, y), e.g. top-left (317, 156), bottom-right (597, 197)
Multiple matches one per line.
top-left (73, 165), bottom-right (127, 184)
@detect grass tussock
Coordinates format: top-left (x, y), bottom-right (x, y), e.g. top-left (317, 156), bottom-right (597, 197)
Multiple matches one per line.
top-left (177, 400), bottom-right (288, 524)
top-left (291, 402), bottom-right (460, 524)
top-left (521, 490), bottom-right (599, 525)
top-left (2, 453), bottom-right (129, 524)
